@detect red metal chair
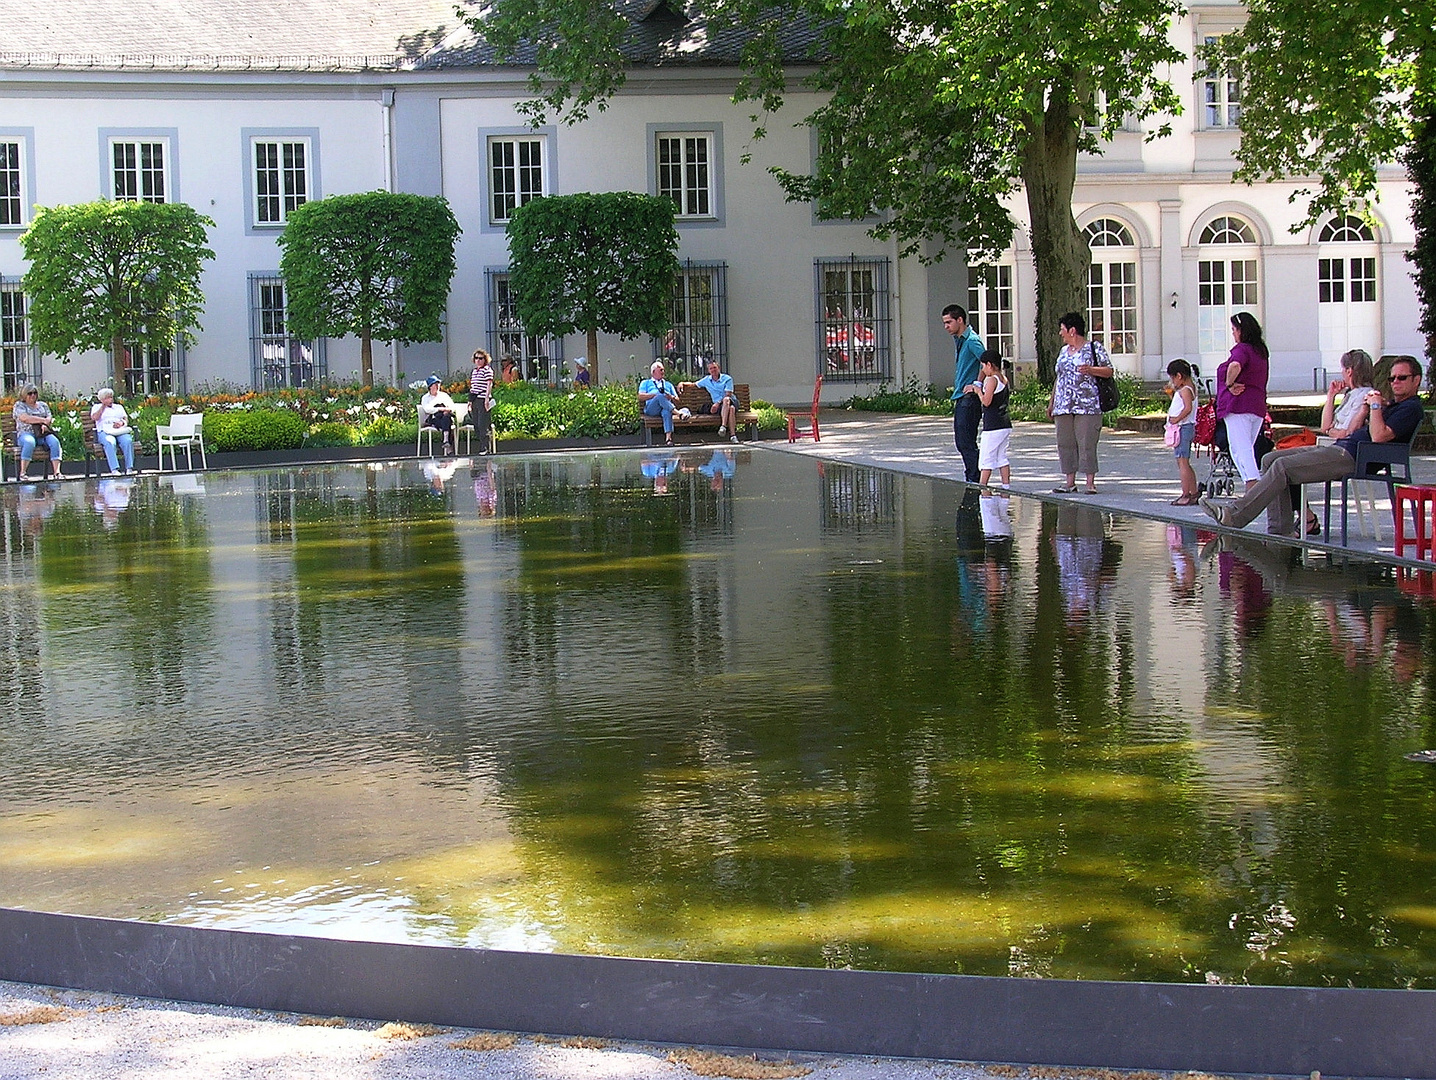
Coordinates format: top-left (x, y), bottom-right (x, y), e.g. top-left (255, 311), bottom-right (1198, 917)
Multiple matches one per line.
top-left (787, 376), bottom-right (823, 443)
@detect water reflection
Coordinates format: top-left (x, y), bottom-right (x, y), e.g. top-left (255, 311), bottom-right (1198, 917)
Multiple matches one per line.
top-left (0, 454), bottom-right (1432, 986)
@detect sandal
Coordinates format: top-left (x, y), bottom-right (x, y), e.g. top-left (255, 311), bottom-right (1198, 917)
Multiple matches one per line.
top-left (1082, 487), bottom-right (1098, 495)
top-left (1171, 493), bottom-right (1199, 506)
top-left (1306, 515), bottom-right (1322, 537)
top-left (1052, 485), bottom-right (1077, 493)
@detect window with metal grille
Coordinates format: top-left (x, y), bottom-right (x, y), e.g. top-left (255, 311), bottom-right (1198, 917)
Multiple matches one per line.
top-left (656, 133), bottom-right (713, 218)
top-left (0, 142), bottom-right (22, 226)
top-left (0, 280), bottom-right (37, 391)
top-left (485, 269), bottom-right (563, 383)
top-left (253, 138), bottom-right (309, 225)
top-left (653, 261), bottom-right (728, 380)
top-left (249, 274), bottom-right (325, 389)
top-left (967, 264), bottom-right (1014, 359)
top-left (820, 463), bottom-right (896, 533)
top-left (488, 137), bottom-right (545, 224)
top-left (815, 256), bottom-right (891, 381)
top-left (111, 140), bottom-right (167, 203)
top-left (1201, 36), bottom-right (1241, 128)
top-left (118, 344), bottom-right (180, 398)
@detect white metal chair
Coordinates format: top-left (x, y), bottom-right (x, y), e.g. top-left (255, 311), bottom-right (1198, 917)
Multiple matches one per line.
top-left (416, 411), bottom-right (455, 456)
top-left (452, 402), bottom-right (472, 455)
top-left (156, 413), bottom-right (207, 472)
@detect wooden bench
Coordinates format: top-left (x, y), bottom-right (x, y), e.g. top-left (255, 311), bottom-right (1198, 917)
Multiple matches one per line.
top-left (1, 410), bottom-right (57, 480)
top-left (642, 382), bottom-right (759, 446)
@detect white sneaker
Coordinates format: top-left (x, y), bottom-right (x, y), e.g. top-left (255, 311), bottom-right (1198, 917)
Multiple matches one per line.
top-left (730, 435), bottom-right (739, 444)
top-left (718, 426), bottom-right (727, 436)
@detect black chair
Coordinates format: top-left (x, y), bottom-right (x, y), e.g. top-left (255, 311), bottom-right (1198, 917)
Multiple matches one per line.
top-left (1324, 424), bottom-right (1420, 545)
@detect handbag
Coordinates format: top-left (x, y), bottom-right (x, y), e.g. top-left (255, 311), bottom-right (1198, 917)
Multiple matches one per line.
top-left (1163, 422), bottom-right (1181, 448)
top-left (1089, 344), bottom-right (1119, 412)
top-left (1274, 428), bottom-right (1317, 450)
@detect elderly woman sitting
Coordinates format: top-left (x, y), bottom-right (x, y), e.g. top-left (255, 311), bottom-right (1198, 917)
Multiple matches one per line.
top-left (13, 383), bottom-right (63, 480)
top-left (90, 387), bottom-right (136, 475)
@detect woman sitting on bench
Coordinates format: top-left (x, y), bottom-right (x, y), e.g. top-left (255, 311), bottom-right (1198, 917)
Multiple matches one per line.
top-left (14, 384), bottom-right (62, 480)
top-left (91, 387), bottom-right (137, 475)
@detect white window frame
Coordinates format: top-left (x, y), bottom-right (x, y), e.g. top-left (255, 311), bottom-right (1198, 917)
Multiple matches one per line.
top-left (487, 135), bottom-right (548, 225)
top-left (1316, 215), bottom-right (1380, 363)
top-left (1084, 219), bottom-right (1139, 363)
top-left (648, 124), bottom-right (724, 226)
top-left (967, 262), bottom-right (1015, 360)
top-left (100, 130), bottom-right (177, 203)
top-left (1196, 216), bottom-right (1261, 359)
top-left (1199, 30), bottom-right (1243, 130)
top-left (0, 137), bottom-right (27, 228)
top-left (250, 136), bottom-right (311, 227)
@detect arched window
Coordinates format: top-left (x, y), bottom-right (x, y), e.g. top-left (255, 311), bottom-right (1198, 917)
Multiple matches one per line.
top-left (1197, 215), bottom-right (1260, 359)
top-left (1318, 215), bottom-right (1374, 244)
top-left (1317, 215), bottom-right (1380, 363)
top-left (1084, 219), bottom-right (1138, 362)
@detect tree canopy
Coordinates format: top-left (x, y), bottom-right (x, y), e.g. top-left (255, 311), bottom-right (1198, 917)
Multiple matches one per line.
top-left (278, 192), bottom-right (461, 386)
top-left (19, 200), bottom-right (215, 374)
top-left (470, 0), bottom-right (1184, 380)
top-left (505, 191), bottom-right (680, 383)
top-left (1209, 0), bottom-right (1435, 353)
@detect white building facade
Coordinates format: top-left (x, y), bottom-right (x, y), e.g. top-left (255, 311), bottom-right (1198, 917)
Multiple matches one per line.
top-left (0, 0), bottom-right (1420, 402)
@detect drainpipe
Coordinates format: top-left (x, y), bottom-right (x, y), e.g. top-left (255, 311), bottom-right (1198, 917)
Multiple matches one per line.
top-left (382, 87), bottom-right (398, 386)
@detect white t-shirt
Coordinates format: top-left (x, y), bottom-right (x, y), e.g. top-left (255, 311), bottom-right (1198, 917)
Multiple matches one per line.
top-left (418, 390), bottom-right (455, 420)
top-left (92, 402), bottom-right (132, 435)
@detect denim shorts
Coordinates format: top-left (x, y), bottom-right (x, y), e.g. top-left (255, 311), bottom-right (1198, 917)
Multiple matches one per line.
top-left (1173, 423), bottom-right (1195, 459)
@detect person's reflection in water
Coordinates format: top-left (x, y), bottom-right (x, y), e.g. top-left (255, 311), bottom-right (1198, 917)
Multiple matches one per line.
top-left (640, 451), bottom-right (680, 495)
top-left (15, 483), bottom-right (57, 538)
top-left (697, 448), bottom-right (736, 492)
top-left (91, 477), bottom-right (134, 531)
top-left (421, 459), bottom-right (458, 497)
top-left (951, 488), bottom-right (987, 646)
top-left (1167, 524), bottom-right (1199, 600)
top-left (472, 462), bottom-right (498, 518)
top-left (1052, 503), bottom-right (1119, 628)
top-left (1217, 543), bottom-right (1272, 640)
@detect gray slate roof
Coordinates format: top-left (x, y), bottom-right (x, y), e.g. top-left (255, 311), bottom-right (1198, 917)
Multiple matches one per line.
top-left (0, 0), bottom-right (824, 72)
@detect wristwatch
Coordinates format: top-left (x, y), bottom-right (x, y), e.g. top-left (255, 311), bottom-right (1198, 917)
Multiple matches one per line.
top-left (1371, 402), bottom-right (1382, 410)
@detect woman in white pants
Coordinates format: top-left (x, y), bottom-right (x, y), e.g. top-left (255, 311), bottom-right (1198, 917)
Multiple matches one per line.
top-left (1215, 312), bottom-right (1270, 491)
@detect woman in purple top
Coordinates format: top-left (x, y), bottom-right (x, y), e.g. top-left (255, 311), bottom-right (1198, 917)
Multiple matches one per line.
top-left (1215, 311), bottom-right (1269, 491)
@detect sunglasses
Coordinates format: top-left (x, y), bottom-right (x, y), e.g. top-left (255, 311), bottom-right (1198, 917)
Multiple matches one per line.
top-left (1391, 373), bottom-right (1419, 382)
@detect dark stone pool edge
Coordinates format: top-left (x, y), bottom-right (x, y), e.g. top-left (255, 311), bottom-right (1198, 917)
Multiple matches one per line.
top-left (1, 909), bottom-right (1432, 1078)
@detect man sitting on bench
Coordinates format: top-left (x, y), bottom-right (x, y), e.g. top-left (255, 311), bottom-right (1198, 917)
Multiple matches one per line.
top-left (639, 361), bottom-right (680, 446)
top-left (693, 359), bottom-right (739, 443)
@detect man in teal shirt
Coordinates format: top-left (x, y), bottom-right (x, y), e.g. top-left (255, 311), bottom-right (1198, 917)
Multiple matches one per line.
top-left (943, 304), bottom-right (985, 482)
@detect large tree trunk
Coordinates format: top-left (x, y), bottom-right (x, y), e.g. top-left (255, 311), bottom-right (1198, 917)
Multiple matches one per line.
top-left (1405, 100), bottom-right (1436, 366)
top-left (1020, 85), bottom-right (1089, 385)
top-left (111, 333), bottom-right (131, 388)
top-left (360, 328), bottom-right (374, 387)
top-left (586, 327), bottom-right (599, 385)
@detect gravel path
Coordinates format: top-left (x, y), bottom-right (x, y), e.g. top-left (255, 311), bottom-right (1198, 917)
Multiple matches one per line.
top-left (0, 980), bottom-right (1030, 1080)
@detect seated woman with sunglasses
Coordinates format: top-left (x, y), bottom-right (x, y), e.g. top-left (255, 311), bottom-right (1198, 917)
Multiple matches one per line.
top-left (13, 384), bottom-right (63, 479)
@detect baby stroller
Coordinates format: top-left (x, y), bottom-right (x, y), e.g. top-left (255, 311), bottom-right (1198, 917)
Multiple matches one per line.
top-left (1193, 401), bottom-right (1273, 498)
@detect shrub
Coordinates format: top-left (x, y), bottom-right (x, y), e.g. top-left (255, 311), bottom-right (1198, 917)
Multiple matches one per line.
top-left (845, 376), bottom-right (951, 415)
top-left (304, 421), bottom-right (359, 448)
top-left (750, 400), bottom-right (786, 431)
top-left (358, 416), bottom-right (416, 446)
top-left (202, 408), bottom-right (307, 452)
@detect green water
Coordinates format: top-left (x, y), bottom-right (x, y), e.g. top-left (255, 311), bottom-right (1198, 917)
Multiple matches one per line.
top-left (2, 451), bottom-right (1435, 987)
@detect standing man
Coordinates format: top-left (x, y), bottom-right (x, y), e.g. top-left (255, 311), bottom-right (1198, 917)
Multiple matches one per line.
top-left (943, 305), bottom-right (985, 482)
top-left (694, 359), bottom-right (739, 443)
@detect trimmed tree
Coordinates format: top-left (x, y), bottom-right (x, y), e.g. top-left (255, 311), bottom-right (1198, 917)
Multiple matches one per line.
top-left (278, 192), bottom-right (461, 387)
top-left (505, 192), bottom-right (680, 384)
top-left (19, 200), bottom-right (215, 380)
top-left (471, 0), bottom-right (1183, 382)
top-left (1208, 0), bottom-right (1434, 358)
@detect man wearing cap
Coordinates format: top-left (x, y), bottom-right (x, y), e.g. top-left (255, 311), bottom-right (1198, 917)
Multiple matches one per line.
top-left (694, 359), bottom-right (738, 443)
top-left (573, 357), bottom-right (592, 389)
top-left (418, 374), bottom-right (457, 456)
top-left (639, 361), bottom-right (680, 446)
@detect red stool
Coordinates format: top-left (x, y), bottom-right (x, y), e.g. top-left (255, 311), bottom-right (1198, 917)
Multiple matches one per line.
top-left (1394, 485), bottom-right (1436, 559)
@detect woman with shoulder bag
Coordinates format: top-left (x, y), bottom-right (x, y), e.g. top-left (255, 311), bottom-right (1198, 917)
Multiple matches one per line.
top-left (1047, 312), bottom-right (1112, 494)
top-left (13, 383), bottom-right (62, 480)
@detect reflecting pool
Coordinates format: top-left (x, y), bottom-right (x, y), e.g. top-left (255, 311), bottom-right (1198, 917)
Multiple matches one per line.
top-left (1, 451), bottom-right (1435, 988)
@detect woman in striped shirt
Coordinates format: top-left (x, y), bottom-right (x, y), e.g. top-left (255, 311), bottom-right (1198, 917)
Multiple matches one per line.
top-left (468, 349), bottom-right (495, 454)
